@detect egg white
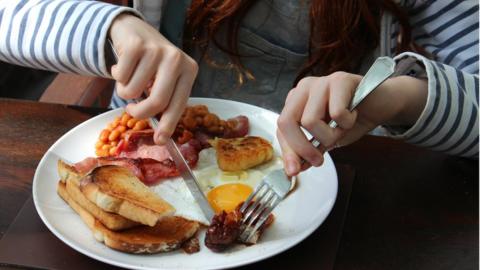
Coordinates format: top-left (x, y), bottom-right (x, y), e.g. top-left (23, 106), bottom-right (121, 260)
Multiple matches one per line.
top-left (149, 147), bottom-right (283, 226)
top-left (150, 178), bottom-right (211, 225)
top-left (194, 148), bottom-right (284, 196)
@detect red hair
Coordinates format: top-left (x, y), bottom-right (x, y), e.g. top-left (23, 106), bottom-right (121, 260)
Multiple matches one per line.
top-left (184, 0), bottom-right (423, 85)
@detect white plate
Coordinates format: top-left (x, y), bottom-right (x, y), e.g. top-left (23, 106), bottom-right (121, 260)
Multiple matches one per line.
top-left (32, 98), bottom-right (338, 270)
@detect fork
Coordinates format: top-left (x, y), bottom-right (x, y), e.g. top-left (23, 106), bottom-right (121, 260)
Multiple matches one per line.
top-left (238, 57), bottom-right (397, 243)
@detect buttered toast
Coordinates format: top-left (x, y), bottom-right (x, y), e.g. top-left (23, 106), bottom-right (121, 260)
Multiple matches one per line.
top-left (210, 136), bottom-right (274, 171)
top-left (57, 182), bottom-right (199, 254)
top-left (80, 165), bottom-right (175, 226)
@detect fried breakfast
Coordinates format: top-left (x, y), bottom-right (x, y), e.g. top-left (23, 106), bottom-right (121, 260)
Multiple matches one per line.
top-left (56, 104), bottom-right (287, 254)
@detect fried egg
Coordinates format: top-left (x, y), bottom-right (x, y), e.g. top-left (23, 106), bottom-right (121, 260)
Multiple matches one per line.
top-left (195, 148), bottom-right (283, 214)
top-left (150, 177), bottom-right (211, 225)
top-left (149, 147), bottom-right (283, 225)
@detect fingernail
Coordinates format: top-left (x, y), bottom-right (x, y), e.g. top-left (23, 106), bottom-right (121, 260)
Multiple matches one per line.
top-left (286, 156), bottom-right (298, 176)
top-left (155, 133), bottom-right (166, 145)
top-left (312, 155), bottom-right (324, 166)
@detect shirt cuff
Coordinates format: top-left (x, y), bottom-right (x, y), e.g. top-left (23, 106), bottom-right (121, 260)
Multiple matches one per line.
top-left (383, 52), bottom-right (433, 140)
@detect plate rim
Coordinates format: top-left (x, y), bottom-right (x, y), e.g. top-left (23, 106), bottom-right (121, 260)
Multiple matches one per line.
top-left (32, 97), bottom-right (338, 270)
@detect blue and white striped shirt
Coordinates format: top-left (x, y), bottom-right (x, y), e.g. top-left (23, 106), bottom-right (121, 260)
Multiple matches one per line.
top-left (0, 0), bottom-right (478, 158)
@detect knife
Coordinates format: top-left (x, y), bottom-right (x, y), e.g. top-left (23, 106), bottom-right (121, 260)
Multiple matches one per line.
top-left (148, 118), bottom-right (215, 222)
top-left (107, 39), bottom-right (215, 222)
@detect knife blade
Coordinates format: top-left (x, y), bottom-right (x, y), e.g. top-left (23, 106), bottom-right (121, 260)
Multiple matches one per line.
top-left (148, 118), bottom-right (215, 222)
top-left (107, 38), bottom-right (215, 222)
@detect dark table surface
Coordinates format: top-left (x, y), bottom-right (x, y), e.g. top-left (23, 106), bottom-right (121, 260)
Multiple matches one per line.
top-left (0, 98), bottom-right (478, 269)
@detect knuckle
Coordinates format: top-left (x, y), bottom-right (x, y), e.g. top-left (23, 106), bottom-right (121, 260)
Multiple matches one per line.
top-left (147, 46), bottom-right (162, 60)
top-left (286, 89), bottom-right (295, 101)
top-left (300, 114), bottom-right (317, 131)
top-left (164, 49), bottom-right (183, 70)
top-left (285, 88), bottom-right (300, 103)
top-left (116, 85), bottom-right (133, 100)
top-left (149, 97), bottom-right (168, 111)
top-left (138, 42), bottom-right (160, 60)
top-left (188, 58), bottom-right (199, 74)
top-left (328, 71), bottom-right (349, 81)
top-left (276, 114), bottom-right (291, 131)
top-left (297, 76), bottom-right (315, 87)
top-left (126, 37), bottom-right (143, 52)
top-left (113, 68), bottom-right (127, 83)
top-left (168, 49), bottom-right (182, 62)
top-left (331, 108), bottom-right (355, 129)
top-left (330, 107), bottom-right (347, 122)
top-left (299, 147), bottom-right (322, 165)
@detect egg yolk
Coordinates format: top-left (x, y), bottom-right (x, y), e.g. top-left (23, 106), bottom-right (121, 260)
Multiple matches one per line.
top-left (207, 183), bottom-right (253, 213)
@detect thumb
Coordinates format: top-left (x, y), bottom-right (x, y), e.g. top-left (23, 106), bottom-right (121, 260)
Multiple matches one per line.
top-left (277, 129), bottom-right (303, 176)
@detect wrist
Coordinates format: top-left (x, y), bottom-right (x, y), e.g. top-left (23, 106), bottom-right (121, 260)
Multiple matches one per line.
top-left (382, 75), bottom-right (428, 126)
top-left (108, 13), bottom-right (140, 41)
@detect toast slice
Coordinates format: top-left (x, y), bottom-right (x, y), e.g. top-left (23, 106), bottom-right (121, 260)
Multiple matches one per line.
top-left (65, 177), bottom-right (138, 230)
top-left (93, 216), bottom-right (199, 254)
top-left (58, 182), bottom-right (199, 254)
top-left (210, 136), bottom-right (274, 171)
top-left (80, 165), bottom-right (175, 226)
top-left (58, 159), bottom-right (138, 230)
top-left (58, 159), bottom-right (83, 186)
top-left (58, 181), bottom-right (95, 229)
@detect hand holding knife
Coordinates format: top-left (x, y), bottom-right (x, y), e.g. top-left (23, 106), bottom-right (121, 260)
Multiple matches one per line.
top-left (108, 39), bottom-right (215, 222)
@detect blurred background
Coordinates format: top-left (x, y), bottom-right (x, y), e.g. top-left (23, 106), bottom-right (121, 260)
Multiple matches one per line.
top-left (0, 63), bottom-right (56, 100)
top-left (0, 0), bottom-right (128, 104)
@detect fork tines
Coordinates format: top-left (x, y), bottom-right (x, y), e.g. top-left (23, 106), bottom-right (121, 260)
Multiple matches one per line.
top-left (239, 182), bottom-right (281, 243)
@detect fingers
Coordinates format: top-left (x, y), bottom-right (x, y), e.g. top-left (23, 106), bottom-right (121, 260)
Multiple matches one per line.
top-left (111, 39), bottom-right (142, 84)
top-left (117, 51), bottom-right (160, 101)
top-left (300, 73), bottom-right (359, 149)
top-left (277, 85), bottom-right (325, 167)
top-left (153, 69), bottom-right (196, 144)
top-left (278, 73), bottom-right (365, 172)
top-left (126, 52), bottom-right (180, 119)
top-left (300, 83), bottom-right (341, 148)
top-left (108, 14), bottom-right (199, 145)
top-left (328, 74), bottom-right (359, 130)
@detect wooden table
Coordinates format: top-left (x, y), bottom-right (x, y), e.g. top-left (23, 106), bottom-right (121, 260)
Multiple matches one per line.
top-left (0, 98), bottom-right (478, 269)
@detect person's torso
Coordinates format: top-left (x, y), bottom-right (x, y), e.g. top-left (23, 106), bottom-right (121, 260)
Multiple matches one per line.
top-left (186, 0), bottom-right (311, 112)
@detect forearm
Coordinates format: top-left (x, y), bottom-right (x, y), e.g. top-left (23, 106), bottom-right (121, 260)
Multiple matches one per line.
top-left (0, 0), bottom-right (140, 77)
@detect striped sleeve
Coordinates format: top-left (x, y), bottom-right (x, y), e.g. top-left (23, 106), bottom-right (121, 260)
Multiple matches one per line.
top-left (384, 0), bottom-right (479, 159)
top-left (388, 52), bottom-right (478, 159)
top-left (0, 0), bottom-right (141, 77)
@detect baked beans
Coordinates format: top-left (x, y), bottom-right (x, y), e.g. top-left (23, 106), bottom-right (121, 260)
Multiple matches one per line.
top-left (173, 105), bottom-right (232, 144)
top-left (95, 112), bottom-right (149, 157)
